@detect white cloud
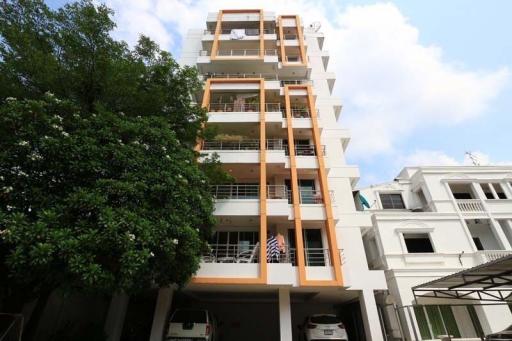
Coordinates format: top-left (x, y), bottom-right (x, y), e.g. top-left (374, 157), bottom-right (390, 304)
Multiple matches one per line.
top-left (101, 0), bottom-right (509, 157)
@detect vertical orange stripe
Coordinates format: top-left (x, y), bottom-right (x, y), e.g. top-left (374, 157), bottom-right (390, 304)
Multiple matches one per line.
top-left (210, 10), bottom-right (223, 60)
top-left (306, 85), bottom-right (343, 286)
top-left (194, 79), bottom-right (211, 152)
top-left (259, 79), bottom-right (268, 282)
top-left (278, 16), bottom-right (286, 65)
top-left (295, 15), bottom-right (307, 66)
top-left (284, 86), bottom-right (306, 284)
top-left (259, 9), bottom-right (264, 59)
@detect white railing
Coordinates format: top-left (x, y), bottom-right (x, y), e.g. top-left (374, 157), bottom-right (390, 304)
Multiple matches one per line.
top-left (265, 103), bottom-right (282, 112)
top-left (204, 73), bottom-right (278, 80)
top-left (294, 144), bottom-right (325, 156)
top-left (211, 185), bottom-right (259, 199)
top-left (266, 185), bottom-right (289, 200)
top-left (203, 28), bottom-right (276, 35)
top-left (283, 34), bottom-right (298, 40)
top-left (212, 49), bottom-right (277, 57)
top-left (202, 140), bottom-right (260, 150)
top-left (457, 199), bottom-right (485, 212)
top-left (202, 243), bottom-right (260, 263)
top-left (477, 250), bottom-right (512, 264)
top-left (209, 103), bottom-right (260, 112)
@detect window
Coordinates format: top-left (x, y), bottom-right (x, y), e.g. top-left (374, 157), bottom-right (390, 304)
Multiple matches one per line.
top-left (403, 233), bottom-right (434, 253)
top-left (380, 193), bottom-right (405, 209)
top-left (453, 192), bottom-right (473, 199)
top-left (473, 237), bottom-right (484, 251)
top-left (414, 305), bottom-right (461, 340)
top-left (492, 183), bottom-right (508, 199)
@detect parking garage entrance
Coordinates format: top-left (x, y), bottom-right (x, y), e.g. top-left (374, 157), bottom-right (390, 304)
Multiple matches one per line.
top-left (170, 288), bottom-right (368, 341)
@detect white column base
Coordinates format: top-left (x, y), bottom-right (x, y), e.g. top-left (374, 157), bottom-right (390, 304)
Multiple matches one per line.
top-left (359, 289), bottom-right (384, 341)
top-left (104, 292), bottom-right (129, 341)
top-left (149, 287), bottom-right (175, 341)
top-left (279, 288), bottom-right (293, 341)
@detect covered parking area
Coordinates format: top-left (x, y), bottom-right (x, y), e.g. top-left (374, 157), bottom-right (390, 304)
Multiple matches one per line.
top-left (405, 255), bottom-right (512, 341)
top-left (165, 286), bottom-right (369, 341)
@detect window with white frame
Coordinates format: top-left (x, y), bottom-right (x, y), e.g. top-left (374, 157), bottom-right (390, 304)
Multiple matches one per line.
top-left (480, 183), bottom-right (508, 200)
top-left (403, 233), bottom-right (434, 253)
top-left (379, 193), bottom-right (406, 209)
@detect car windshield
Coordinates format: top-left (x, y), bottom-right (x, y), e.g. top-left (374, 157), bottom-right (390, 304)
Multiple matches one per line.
top-left (310, 315), bottom-right (341, 324)
top-left (171, 310), bottom-right (207, 323)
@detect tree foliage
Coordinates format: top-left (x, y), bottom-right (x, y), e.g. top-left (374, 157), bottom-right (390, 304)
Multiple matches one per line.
top-left (0, 0), bottom-right (227, 298)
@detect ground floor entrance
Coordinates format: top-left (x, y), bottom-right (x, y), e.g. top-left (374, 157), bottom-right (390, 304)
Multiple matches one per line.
top-left (155, 287), bottom-right (371, 341)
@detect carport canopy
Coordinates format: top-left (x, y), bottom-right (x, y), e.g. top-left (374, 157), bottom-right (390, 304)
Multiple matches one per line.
top-left (413, 255), bottom-right (512, 302)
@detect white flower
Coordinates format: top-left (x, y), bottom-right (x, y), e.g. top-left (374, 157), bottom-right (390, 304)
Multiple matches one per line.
top-left (54, 115), bottom-right (63, 122)
top-left (119, 112), bottom-right (125, 116)
top-left (162, 146), bottom-right (167, 152)
top-left (149, 251), bottom-right (155, 257)
top-left (128, 233), bottom-right (135, 241)
top-left (6, 97), bottom-right (16, 102)
top-left (3, 186), bottom-right (13, 193)
top-left (143, 143), bottom-right (149, 150)
top-left (18, 141), bottom-right (29, 146)
top-left (133, 141), bottom-right (140, 145)
top-left (61, 131), bottom-right (69, 137)
top-left (172, 239), bottom-right (179, 245)
top-left (6, 205), bottom-right (13, 211)
top-left (165, 155), bottom-right (171, 159)
top-left (51, 124), bottom-right (63, 131)
top-left (29, 152), bottom-right (43, 161)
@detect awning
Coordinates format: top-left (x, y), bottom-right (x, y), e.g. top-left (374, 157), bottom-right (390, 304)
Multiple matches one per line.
top-left (413, 255), bottom-right (512, 302)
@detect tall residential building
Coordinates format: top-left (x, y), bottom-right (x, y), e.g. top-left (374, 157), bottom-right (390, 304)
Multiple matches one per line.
top-left (148, 9), bottom-right (387, 341)
top-left (358, 166), bottom-right (512, 340)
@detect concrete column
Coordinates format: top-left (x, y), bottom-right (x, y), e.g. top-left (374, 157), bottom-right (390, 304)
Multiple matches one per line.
top-left (278, 288), bottom-right (293, 341)
top-left (149, 287), bottom-right (174, 341)
top-left (104, 292), bottom-right (129, 341)
top-left (490, 219), bottom-right (512, 250)
top-left (359, 289), bottom-right (384, 341)
top-left (471, 182), bottom-right (486, 201)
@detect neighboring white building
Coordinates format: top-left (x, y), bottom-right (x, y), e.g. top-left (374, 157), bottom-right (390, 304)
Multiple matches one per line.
top-left (148, 9), bottom-right (388, 341)
top-left (358, 166), bottom-right (512, 341)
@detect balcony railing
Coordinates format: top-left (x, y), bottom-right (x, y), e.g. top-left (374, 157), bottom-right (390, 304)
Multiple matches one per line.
top-left (281, 108), bottom-right (311, 118)
top-left (280, 248), bottom-right (339, 266)
top-left (201, 49), bottom-right (277, 57)
top-left (204, 29), bottom-right (276, 35)
top-left (204, 73), bottom-right (279, 80)
top-left (294, 145), bottom-right (325, 156)
top-left (267, 185), bottom-right (290, 200)
top-left (476, 250), bottom-right (512, 264)
top-left (457, 199), bottom-right (485, 212)
top-left (265, 103), bottom-right (282, 112)
top-left (280, 80), bottom-right (312, 86)
top-left (202, 243), bottom-right (260, 263)
top-left (298, 189), bottom-right (334, 204)
top-left (266, 139), bottom-right (285, 150)
top-left (211, 185), bottom-right (259, 199)
top-left (283, 34), bottom-right (298, 40)
top-left (202, 140), bottom-right (260, 150)
top-left (209, 103), bottom-right (260, 112)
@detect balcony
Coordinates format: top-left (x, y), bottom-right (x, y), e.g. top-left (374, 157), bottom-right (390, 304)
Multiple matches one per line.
top-left (476, 250), bottom-right (512, 264)
top-left (199, 49), bottom-right (278, 58)
top-left (456, 199), bottom-right (485, 212)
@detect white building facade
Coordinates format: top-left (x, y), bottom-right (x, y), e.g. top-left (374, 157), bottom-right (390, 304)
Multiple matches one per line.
top-left (358, 166), bottom-right (512, 341)
top-left (148, 9), bottom-right (388, 341)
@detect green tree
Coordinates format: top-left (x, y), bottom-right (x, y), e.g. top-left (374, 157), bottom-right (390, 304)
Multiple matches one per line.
top-left (0, 0), bottom-right (229, 338)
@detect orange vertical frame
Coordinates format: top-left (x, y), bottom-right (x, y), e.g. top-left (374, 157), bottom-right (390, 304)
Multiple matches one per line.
top-left (278, 15), bottom-right (307, 66)
top-left (284, 85), bottom-right (343, 287)
top-left (191, 78), bottom-right (268, 285)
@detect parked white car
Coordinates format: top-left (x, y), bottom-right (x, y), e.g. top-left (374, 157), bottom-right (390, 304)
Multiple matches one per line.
top-left (165, 309), bottom-right (217, 341)
top-left (300, 314), bottom-right (348, 341)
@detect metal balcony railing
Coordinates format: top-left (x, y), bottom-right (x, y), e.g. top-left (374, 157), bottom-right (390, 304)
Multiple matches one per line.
top-left (211, 185), bottom-right (259, 199)
top-left (280, 80), bottom-right (313, 86)
top-left (210, 49), bottom-right (278, 57)
top-left (456, 199), bottom-right (485, 212)
top-left (204, 73), bottom-right (279, 80)
top-left (291, 108), bottom-right (310, 118)
top-left (267, 185), bottom-right (289, 200)
top-left (283, 34), bottom-right (298, 40)
top-left (265, 103), bottom-right (282, 112)
top-left (298, 189), bottom-right (330, 204)
top-left (294, 145), bottom-right (325, 156)
top-left (202, 243), bottom-right (260, 263)
top-left (209, 103), bottom-right (260, 112)
top-left (203, 28), bottom-right (276, 35)
top-left (266, 139), bottom-right (286, 150)
top-left (202, 140), bottom-right (260, 150)
top-left (279, 248), bottom-right (340, 266)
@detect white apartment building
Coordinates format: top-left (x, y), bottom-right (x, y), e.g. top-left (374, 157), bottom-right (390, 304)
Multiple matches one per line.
top-left (147, 9), bottom-right (388, 341)
top-left (358, 166), bottom-right (512, 341)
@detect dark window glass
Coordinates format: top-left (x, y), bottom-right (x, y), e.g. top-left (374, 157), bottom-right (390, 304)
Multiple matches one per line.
top-left (485, 192), bottom-right (494, 199)
top-left (453, 193), bottom-right (472, 199)
top-left (380, 193), bottom-right (405, 209)
top-left (404, 234), bottom-right (434, 253)
top-left (497, 192), bottom-right (507, 199)
top-left (170, 310), bottom-right (207, 323)
top-left (310, 315), bottom-right (341, 324)
top-left (473, 238), bottom-right (484, 251)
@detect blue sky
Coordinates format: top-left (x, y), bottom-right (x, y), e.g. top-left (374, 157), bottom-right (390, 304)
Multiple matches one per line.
top-left (47, 0), bottom-right (512, 186)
